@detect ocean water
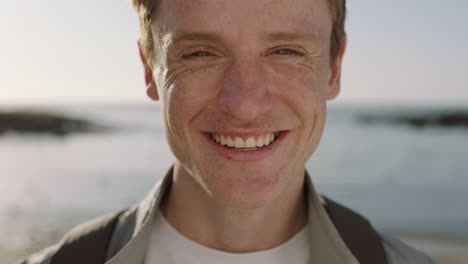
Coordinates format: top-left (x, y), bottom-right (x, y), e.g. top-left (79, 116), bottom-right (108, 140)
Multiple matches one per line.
top-left (1, 103), bottom-right (467, 254)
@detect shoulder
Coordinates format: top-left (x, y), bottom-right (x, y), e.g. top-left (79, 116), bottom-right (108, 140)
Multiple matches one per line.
top-left (15, 245), bottom-right (56, 264)
top-left (16, 211), bottom-right (123, 264)
top-left (380, 233), bottom-right (437, 264)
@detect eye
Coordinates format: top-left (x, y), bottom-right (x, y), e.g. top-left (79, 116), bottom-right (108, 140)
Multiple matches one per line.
top-left (183, 50), bottom-right (213, 58)
top-left (179, 47), bottom-right (223, 65)
top-left (274, 48), bottom-right (302, 56)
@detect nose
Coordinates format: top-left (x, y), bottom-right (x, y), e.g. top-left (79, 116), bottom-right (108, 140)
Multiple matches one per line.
top-left (217, 57), bottom-right (273, 121)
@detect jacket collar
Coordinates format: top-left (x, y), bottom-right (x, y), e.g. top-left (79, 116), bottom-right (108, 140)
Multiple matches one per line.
top-left (304, 174), bottom-right (358, 263)
top-left (105, 167), bottom-right (173, 264)
top-left (105, 167), bottom-right (358, 264)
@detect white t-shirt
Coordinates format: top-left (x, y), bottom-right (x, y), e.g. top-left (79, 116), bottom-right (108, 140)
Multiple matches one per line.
top-left (144, 212), bottom-right (311, 264)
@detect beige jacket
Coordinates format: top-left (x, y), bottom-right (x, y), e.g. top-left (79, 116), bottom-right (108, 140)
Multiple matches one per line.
top-left (18, 168), bottom-right (435, 264)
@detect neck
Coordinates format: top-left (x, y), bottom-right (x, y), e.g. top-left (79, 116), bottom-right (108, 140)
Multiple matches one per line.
top-left (160, 163), bottom-right (308, 253)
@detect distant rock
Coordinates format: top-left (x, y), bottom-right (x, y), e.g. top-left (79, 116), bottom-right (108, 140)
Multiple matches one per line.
top-left (359, 112), bottom-right (468, 128)
top-left (0, 111), bottom-right (109, 136)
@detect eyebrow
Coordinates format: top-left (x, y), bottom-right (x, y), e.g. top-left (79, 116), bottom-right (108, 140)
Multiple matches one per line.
top-left (265, 32), bottom-right (321, 44)
top-left (171, 32), bottom-right (224, 44)
top-left (167, 31), bottom-right (321, 46)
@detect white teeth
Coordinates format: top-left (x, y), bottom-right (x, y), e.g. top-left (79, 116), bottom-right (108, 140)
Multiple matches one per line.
top-left (226, 137), bottom-right (235, 147)
top-left (234, 137), bottom-right (245, 148)
top-left (245, 137), bottom-right (256, 148)
top-left (256, 137), bottom-right (264, 147)
top-left (212, 132), bottom-right (279, 150)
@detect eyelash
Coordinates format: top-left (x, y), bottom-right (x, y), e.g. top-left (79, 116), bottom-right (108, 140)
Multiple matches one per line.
top-left (181, 47), bottom-right (303, 59)
top-left (273, 48), bottom-right (303, 56)
top-left (182, 50), bottom-right (215, 59)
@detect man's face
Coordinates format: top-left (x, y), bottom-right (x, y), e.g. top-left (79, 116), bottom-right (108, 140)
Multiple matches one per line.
top-left (149, 0), bottom-right (343, 206)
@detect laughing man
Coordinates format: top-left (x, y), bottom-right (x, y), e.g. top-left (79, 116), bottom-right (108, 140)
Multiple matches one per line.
top-left (19, 0), bottom-right (435, 263)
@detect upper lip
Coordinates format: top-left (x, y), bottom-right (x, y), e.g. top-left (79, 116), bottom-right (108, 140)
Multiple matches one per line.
top-left (204, 130), bottom-right (286, 138)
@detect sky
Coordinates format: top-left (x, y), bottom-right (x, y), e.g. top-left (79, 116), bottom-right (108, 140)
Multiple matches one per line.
top-left (0, 0), bottom-right (467, 106)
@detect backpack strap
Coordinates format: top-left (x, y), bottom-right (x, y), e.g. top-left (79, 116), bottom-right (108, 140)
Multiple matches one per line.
top-left (323, 196), bottom-right (388, 264)
top-left (50, 210), bottom-right (123, 264)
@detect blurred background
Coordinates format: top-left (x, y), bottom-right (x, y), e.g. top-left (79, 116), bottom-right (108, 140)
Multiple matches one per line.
top-left (1, 0), bottom-right (467, 263)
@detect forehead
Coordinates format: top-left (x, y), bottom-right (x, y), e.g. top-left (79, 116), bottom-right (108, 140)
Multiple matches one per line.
top-left (156, 0), bottom-right (332, 40)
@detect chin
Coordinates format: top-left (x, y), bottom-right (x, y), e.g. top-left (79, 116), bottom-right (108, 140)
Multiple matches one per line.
top-left (203, 167), bottom-right (286, 209)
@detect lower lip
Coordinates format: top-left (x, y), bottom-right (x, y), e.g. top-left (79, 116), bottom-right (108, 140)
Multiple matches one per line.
top-left (202, 132), bottom-right (289, 162)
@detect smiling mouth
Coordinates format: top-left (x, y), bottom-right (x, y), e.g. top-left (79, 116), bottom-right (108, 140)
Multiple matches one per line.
top-left (210, 132), bottom-right (281, 151)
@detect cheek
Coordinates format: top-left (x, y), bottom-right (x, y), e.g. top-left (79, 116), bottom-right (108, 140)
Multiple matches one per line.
top-left (267, 65), bottom-right (328, 148)
top-left (267, 64), bottom-right (328, 111)
top-left (162, 60), bottom-right (222, 101)
top-left (161, 66), bottom-right (222, 139)
top-left (169, 71), bottom-right (220, 113)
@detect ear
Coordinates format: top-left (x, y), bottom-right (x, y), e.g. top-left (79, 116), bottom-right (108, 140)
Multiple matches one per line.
top-left (327, 35), bottom-right (347, 100)
top-left (138, 40), bottom-right (159, 101)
